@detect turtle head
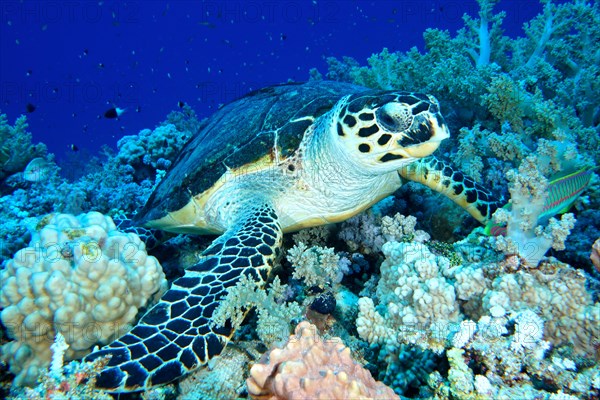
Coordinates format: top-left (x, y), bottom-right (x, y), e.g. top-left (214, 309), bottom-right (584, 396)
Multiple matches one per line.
top-left (334, 91), bottom-right (449, 171)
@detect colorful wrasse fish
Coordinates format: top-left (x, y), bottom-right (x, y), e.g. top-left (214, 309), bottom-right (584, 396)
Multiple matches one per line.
top-left (485, 167), bottom-right (596, 236)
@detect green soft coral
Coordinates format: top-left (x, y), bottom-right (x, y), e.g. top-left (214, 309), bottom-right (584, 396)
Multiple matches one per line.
top-left (0, 113), bottom-right (47, 183)
top-left (212, 275), bottom-right (302, 347)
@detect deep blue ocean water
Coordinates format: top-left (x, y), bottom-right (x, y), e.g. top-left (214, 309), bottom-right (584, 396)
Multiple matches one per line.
top-left (1, 0), bottom-right (547, 161)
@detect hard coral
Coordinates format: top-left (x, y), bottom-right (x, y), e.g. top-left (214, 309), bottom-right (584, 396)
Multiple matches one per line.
top-left (493, 157), bottom-right (576, 266)
top-left (0, 212), bottom-right (168, 386)
top-left (247, 321), bottom-right (399, 400)
top-left (357, 242), bottom-right (461, 353)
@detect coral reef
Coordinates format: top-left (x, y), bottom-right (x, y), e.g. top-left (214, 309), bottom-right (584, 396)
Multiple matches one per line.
top-left (246, 321), bottom-right (399, 400)
top-left (212, 275), bottom-right (302, 347)
top-left (427, 310), bottom-right (600, 399)
top-left (0, 212), bottom-right (168, 386)
top-left (0, 109), bottom-right (199, 265)
top-left (115, 104), bottom-right (201, 183)
top-left (287, 242), bottom-right (344, 288)
top-left (0, 1), bottom-right (598, 398)
top-left (481, 261), bottom-right (600, 358)
top-left (356, 242), bottom-right (461, 353)
top-left (355, 230), bottom-right (600, 397)
top-left (6, 332), bottom-right (113, 400)
top-left (177, 345), bottom-right (259, 400)
top-left (0, 113), bottom-right (47, 187)
top-left (116, 124), bottom-right (192, 182)
top-left (493, 157), bottom-right (576, 266)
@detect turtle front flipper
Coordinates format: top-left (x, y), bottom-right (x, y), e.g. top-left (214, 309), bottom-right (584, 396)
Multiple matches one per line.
top-left (85, 202), bottom-right (282, 392)
top-left (399, 156), bottom-right (503, 225)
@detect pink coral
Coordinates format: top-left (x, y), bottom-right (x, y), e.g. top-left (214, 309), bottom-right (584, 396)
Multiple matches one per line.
top-left (592, 238), bottom-right (600, 273)
top-left (246, 321), bottom-right (399, 400)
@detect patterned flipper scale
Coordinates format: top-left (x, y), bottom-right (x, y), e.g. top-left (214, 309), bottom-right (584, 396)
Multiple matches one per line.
top-left (399, 156), bottom-right (503, 224)
top-left (85, 203), bottom-right (282, 392)
top-left (112, 212), bottom-right (171, 251)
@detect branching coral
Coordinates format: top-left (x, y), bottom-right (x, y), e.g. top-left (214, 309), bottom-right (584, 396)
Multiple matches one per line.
top-left (246, 321), bottom-right (399, 400)
top-left (462, 0), bottom-right (505, 67)
top-left (177, 345), bottom-right (256, 400)
top-left (337, 211), bottom-right (386, 254)
top-left (381, 213), bottom-right (430, 243)
top-left (116, 123), bottom-right (193, 182)
top-left (431, 310), bottom-right (600, 399)
top-left (481, 74), bottom-right (526, 131)
top-left (493, 157), bottom-right (576, 266)
top-left (482, 262), bottom-right (600, 358)
top-left (356, 242), bottom-right (461, 353)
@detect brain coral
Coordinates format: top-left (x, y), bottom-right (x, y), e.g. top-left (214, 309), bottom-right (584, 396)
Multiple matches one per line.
top-left (247, 321), bottom-right (399, 400)
top-left (0, 212), bottom-right (168, 386)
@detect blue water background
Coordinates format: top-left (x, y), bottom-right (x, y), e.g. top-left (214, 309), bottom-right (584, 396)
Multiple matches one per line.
top-left (1, 0), bottom-right (546, 160)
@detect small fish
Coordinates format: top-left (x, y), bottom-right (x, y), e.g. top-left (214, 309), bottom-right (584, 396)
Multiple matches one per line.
top-left (104, 107), bottom-right (126, 119)
top-left (485, 167), bottom-right (596, 236)
top-left (26, 103), bottom-right (36, 113)
top-left (23, 157), bottom-right (52, 182)
top-left (197, 21), bottom-right (216, 28)
top-left (178, 101), bottom-right (185, 108)
top-left (69, 144), bottom-right (79, 151)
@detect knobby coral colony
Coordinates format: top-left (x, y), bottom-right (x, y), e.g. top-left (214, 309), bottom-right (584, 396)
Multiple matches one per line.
top-left (1, 1), bottom-right (600, 399)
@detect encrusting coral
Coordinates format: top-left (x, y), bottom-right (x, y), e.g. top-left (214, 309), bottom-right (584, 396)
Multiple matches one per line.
top-left (246, 321), bottom-right (399, 400)
top-left (0, 212), bottom-right (168, 386)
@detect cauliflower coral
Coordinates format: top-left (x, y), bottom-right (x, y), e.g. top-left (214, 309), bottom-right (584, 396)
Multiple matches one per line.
top-left (0, 212), bottom-right (167, 386)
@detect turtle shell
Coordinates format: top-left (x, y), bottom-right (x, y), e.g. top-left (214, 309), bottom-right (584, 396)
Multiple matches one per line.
top-left (135, 81), bottom-right (368, 226)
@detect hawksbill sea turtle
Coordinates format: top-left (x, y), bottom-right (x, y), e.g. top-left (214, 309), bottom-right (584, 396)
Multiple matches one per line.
top-left (85, 81), bottom-right (501, 391)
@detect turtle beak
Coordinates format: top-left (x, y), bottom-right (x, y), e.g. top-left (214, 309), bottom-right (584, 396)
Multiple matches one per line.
top-left (403, 140), bottom-right (443, 158)
top-left (400, 112), bottom-right (449, 158)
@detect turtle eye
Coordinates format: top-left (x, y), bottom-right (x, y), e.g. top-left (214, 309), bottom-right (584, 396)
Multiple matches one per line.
top-left (378, 112), bottom-right (395, 128)
top-left (376, 103), bottom-right (412, 133)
